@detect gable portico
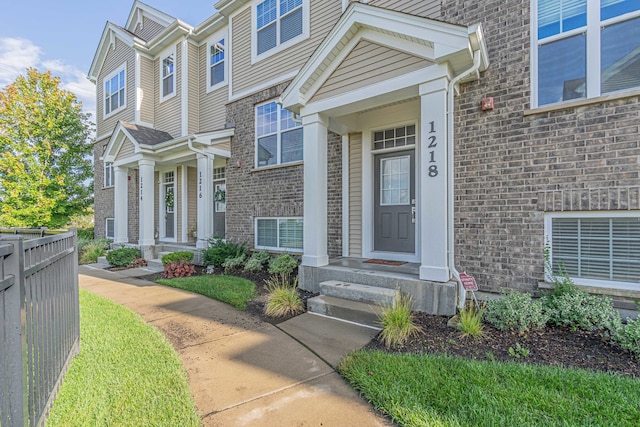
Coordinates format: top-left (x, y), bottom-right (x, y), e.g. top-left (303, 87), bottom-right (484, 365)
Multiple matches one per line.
top-left (281, 3), bottom-right (488, 312)
top-left (102, 121), bottom-right (233, 257)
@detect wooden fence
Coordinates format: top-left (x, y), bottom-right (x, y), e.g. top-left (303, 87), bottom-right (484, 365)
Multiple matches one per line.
top-left (0, 230), bottom-right (79, 426)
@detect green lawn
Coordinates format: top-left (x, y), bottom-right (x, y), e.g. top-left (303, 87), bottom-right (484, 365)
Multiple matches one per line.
top-left (339, 350), bottom-right (640, 427)
top-left (157, 274), bottom-right (257, 310)
top-left (48, 290), bottom-right (200, 427)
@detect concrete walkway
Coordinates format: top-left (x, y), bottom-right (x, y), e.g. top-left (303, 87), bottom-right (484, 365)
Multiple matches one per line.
top-left (78, 266), bottom-right (390, 426)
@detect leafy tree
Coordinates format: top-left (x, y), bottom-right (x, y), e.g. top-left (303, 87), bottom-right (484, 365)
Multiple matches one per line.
top-left (0, 68), bottom-right (94, 228)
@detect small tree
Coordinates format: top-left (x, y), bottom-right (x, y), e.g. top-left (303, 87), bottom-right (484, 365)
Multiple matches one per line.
top-left (0, 68), bottom-right (94, 228)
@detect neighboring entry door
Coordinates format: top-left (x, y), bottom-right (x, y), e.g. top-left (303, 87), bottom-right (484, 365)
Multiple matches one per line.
top-left (163, 172), bottom-right (175, 239)
top-left (214, 181), bottom-right (226, 239)
top-left (374, 150), bottom-right (415, 253)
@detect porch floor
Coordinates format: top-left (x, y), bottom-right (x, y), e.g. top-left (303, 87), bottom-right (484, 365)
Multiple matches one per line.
top-left (328, 257), bottom-right (420, 277)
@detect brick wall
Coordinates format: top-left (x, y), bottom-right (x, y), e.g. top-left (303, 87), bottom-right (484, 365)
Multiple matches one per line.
top-left (93, 139), bottom-right (114, 239)
top-left (225, 82), bottom-right (343, 257)
top-left (128, 168), bottom-right (139, 243)
top-left (225, 82), bottom-right (304, 247)
top-left (442, 0), bottom-right (640, 293)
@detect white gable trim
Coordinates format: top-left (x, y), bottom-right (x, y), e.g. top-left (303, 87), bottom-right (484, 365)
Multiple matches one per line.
top-left (103, 123), bottom-right (143, 163)
top-left (280, 2), bottom-right (488, 112)
top-left (125, 0), bottom-right (175, 33)
top-left (89, 23), bottom-right (140, 82)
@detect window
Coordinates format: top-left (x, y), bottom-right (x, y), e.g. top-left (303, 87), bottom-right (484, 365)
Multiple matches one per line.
top-left (255, 101), bottom-right (302, 167)
top-left (256, 218), bottom-right (303, 251)
top-left (104, 65), bottom-right (126, 117)
top-left (105, 218), bottom-right (115, 239)
top-left (534, 0), bottom-right (640, 107)
top-left (256, 0), bottom-right (305, 56)
top-left (208, 38), bottom-right (226, 89)
top-left (373, 125), bottom-right (416, 150)
top-left (545, 212), bottom-right (640, 287)
top-left (160, 49), bottom-right (175, 101)
top-left (104, 162), bottom-right (114, 187)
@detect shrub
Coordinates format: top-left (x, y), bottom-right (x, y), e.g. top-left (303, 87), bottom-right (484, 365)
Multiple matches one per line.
top-left (244, 250), bottom-right (271, 272)
top-left (79, 238), bottom-right (111, 264)
top-left (378, 292), bottom-right (421, 349)
top-left (202, 237), bottom-right (246, 268)
top-left (543, 291), bottom-right (619, 331)
top-left (609, 317), bottom-right (640, 356)
top-left (458, 302), bottom-right (485, 338)
top-left (76, 227), bottom-right (95, 240)
top-left (161, 261), bottom-right (196, 279)
top-left (268, 254), bottom-right (298, 276)
top-left (128, 258), bottom-right (148, 268)
top-left (264, 274), bottom-right (303, 318)
top-left (485, 291), bottom-right (549, 333)
top-left (106, 247), bottom-right (142, 268)
top-left (161, 251), bottom-right (194, 266)
top-left (223, 254), bottom-right (246, 274)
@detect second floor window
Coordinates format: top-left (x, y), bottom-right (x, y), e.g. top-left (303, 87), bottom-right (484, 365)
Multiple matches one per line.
top-left (104, 162), bottom-right (114, 188)
top-left (104, 65), bottom-right (126, 117)
top-left (534, 0), bottom-right (640, 107)
top-left (256, 0), bottom-right (304, 55)
top-left (209, 39), bottom-right (225, 88)
top-left (256, 101), bottom-right (303, 167)
top-left (161, 51), bottom-right (175, 101)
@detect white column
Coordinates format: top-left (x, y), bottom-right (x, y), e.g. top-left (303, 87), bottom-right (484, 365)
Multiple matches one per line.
top-left (113, 166), bottom-right (129, 244)
top-left (196, 154), bottom-right (214, 249)
top-left (419, 79), bottom-right (450, 282)
top-left (138, 159), bottom-right (156, 246)
top-left (302, 113), bottom-right (329, 267)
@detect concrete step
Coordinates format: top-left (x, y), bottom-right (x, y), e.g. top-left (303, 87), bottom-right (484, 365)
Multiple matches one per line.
top-left (97, 256), bottom-right (108, 264)
top-left (147, 259), bottom-right (163, 269)
top-left (307, 295), bottom-right (384, 329)
top-left (319, 280), bottom-right (398, 307)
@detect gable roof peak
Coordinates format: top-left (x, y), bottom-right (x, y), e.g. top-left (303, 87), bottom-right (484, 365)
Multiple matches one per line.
top-left (125, 1), bottom-right (177, 33)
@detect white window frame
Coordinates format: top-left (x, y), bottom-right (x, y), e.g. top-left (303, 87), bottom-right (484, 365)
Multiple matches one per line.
top-left (105, 218), bottom-right (115, 239)
top-left (544, 211), bottom-right (640, 290)
top-left (104, 162), bottom-right (114, 188)
top-left (531, 0), bottom-right (640, 108)
top-left (255, 217), bottom-right (303, 252)
top-left (206, 31), bottom-right (228, 92)
top-left (159, 46), bottom-right (176, 103)
top-left (254, 100), bottom-right (303, 168)
top-left (103, 64), bottom-right (126, 119)
top-left (251, 0), bottom-right (310, 63)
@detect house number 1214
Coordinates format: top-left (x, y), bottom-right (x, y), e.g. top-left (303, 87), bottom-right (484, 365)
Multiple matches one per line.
top-left (428, 121), bottom-right (438, 177)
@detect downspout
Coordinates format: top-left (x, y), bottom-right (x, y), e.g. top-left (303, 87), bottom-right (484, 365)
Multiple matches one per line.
top-left (447, 50), bottom-right (482, 310)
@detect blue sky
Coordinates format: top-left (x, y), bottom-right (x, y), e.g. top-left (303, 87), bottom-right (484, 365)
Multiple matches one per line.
top-left (0, 1), bottom-right (217, 120)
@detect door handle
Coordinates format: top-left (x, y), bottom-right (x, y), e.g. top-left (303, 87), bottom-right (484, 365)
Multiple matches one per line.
top-left (411, 207), bottom-right (416, 224)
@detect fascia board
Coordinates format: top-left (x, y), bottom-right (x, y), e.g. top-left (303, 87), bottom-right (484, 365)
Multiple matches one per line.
top-left (192, 14), bottom-right (227, 42)
top-left (145, 22), bottom-right (193, 56)
top-left (214, 0), bottom-right (250, 17)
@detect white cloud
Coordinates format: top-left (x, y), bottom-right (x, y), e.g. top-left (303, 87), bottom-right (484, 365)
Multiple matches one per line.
top-left (0, 37), bottom-right (95, 122)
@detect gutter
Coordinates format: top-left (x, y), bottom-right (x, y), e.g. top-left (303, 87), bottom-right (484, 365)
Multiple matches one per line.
top-left (447, 49), bottom-right (482, 310)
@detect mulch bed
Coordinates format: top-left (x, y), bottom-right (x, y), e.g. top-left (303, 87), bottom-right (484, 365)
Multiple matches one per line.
top-left (138, 266), bottom-right (638, 377)
top-left (365, 312), bottom-right (640, 378)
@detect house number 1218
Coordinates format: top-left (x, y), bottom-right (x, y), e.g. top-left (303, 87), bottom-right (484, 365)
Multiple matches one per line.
top-left (428, 121), bottom-right (438, 177)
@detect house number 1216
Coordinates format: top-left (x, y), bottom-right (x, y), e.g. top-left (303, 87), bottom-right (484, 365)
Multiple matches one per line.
top-left (428, 121), bottom-right (438, 177)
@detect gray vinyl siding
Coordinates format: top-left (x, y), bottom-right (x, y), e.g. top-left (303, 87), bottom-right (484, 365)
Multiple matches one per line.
top-left (367, 0), bottom-right (441, 18)
top-left (198, 43), bottom-right (228, 132)
top-left (154, 42), bottom-right (182, 138)
top-left (187, 166), bottom-right (197, 242)
top-left (231, 0), bottom-right (341, 97)
top-left (134, 16), bottom-right (168, 41)
top-left (140, 56), bottom-right (155, 124)
top-left (188, 43), bottom-right (200, 134)
top-left (313, 40), bottom-right (432, 102)
top-left (349, 133), bottom-right (362, 257)
top-left (97, 38), bottom-right (135, 136)
top-left (115, 139), bottom-right (136, 161)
